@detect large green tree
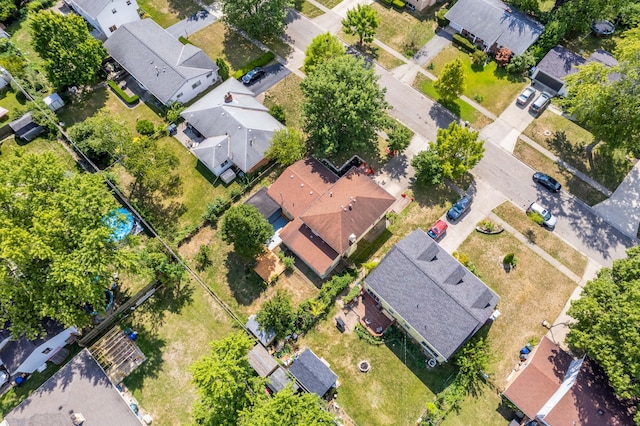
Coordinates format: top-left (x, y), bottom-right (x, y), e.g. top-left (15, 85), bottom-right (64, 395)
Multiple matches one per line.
top-left (301, 54), bottom-right (388, 156)
top-left (68, 113), bottom-right (132, 163)
top-left (265, 127), bottom-right (306, 166)
top-left (123, 136), bottom-right (180, 197)
top-left (0, 153), bottom-right (134, 338)
top-left (219, 0), bottom-right (291, 40)
top-left (567, 245), bottom-right (640, 414)
top-left (191, 331), bottom-right (262, 426)
top-left (220, 204), bottom-right (273, 260)
top-left (341, 4), bottom-right (380, 45)
top-left (29, 11), bottom-right (106, 88)
top-left (238, 384), bottom-right (335, 426)
top-left (303, 32), bottom-right (345, 75)
top-left (0, 0), bottom-right (16, 22)
top-left (433, 59), bottom-right (466, 103)
top-left (257, 290), bottom-right (295, 339)
top-left (564, 26), bottom-right (640, 152)
top-left (411, 149), bottom-right (444, 185)
top-left (430, 122), bottom-right (484, 180)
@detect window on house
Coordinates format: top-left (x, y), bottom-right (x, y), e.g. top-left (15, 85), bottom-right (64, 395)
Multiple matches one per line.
top-left (191, 80), bottom-right (201, 89)
top-left (42, 348), bottom-right (52, 354)
top-left (127, 0), bottom-right (132, 4)
top-left (206, 71), bottom-right (213, 78)
top-left (109, 25), bottom-right (117, 33)
top-left (112, 8), bottom-right (117, 13)
top-left (176, 92), bottom-right (183, 98)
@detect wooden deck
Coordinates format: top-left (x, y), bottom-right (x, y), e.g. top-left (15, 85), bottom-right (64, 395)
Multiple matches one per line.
top-left (354, 291), bottom-right (393, 337)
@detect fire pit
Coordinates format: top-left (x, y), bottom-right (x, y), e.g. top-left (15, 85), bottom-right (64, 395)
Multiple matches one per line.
top-left (358, 360), bottom-right (371, 373)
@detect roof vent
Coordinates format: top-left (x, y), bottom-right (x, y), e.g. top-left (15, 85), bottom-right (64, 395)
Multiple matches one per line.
top-left (300, 183), bottom-right (304, 187)
top-left (309, 191), bottom-right (313, 195)
top-left (290, 175), bottom-right (294, 179)
top-left (249, 140), bottom-right (253, 146)
top-left (224, 92), bottom-right (233, 103)
top-left (348, 204), bottom-right (353, 210)
top-left (71, 413), bottom-right (86, 425)
top-left (348, 233), bottom-right (356, 244)
top-left (329, 192), bottom-right (333, 197)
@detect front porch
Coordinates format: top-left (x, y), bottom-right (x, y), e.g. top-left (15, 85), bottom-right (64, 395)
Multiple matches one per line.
top-left (354, 290), bottom-right (393, 337)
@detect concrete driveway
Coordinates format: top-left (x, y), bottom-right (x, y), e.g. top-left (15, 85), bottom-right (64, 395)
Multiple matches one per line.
top-left (241, 63), bottom-right (291, 96)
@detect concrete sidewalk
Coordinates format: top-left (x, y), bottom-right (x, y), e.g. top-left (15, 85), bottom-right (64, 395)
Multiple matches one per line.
top-left (593, 160), bottom-right (640, 238)
top-left (166, 6), bottom-right (219, 38)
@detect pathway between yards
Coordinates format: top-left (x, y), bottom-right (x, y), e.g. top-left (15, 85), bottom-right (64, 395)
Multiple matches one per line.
top-left (166, 3), bottom-right (220, 38)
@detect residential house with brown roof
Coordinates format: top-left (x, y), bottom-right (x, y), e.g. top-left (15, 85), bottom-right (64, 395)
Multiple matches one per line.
top-left (266, 158), bottom-right (395, 278)
top-left (503, 336), bottom-right (635, 426)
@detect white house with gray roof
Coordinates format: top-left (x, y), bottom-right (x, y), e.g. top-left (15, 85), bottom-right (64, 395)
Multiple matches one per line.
top-left (181, 78), bottom-right (284, 176)
top-left (65, 0), bottom-right (140, 39)
top-left (445, 0), bottom-right (544, 56)
top-left (363, 229), bottom-right (500, 363)
top-left (104, 19), bottom-right (218, 106)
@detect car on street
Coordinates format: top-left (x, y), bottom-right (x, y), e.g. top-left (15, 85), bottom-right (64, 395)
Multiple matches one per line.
top-left (0, 369), bottom-right (8, 388)
top-left (529, 92), bottom-right (552, 116)
top-left (427, 219), bottom-right (448, 241)
top-left (533, 172), bottom-right (562, 192)
top-left (528, 202), bottom-right (557, 228)
top-left (241, 67), bottom-right (265, 85)
top-left (516, 87), bottom-right (536, 106)
top-left (446, 195), bottom-right (472, 221)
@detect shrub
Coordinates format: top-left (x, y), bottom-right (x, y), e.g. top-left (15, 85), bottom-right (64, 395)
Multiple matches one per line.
top-left (203, 196), bottom-right (229, 223)
top-left (392, 0), bottom-right (406, 9)
top-left (503, 253), bottom-right (517, 267)
top-left (495, 47), bottom-right (512, 67)
top-left (318, 270), bottom-right (356, 305)
top-left (278, 252), bottom-right (295, 270)
top-left (363, 261), bottom-right (379, 275)
top-left (232, 52), bottom-right (276, 79)
top-left (453, 251), bottom-right (470, 265)
top-left (136, 119), bottom-right (155, 135)
top-left (216, 57), bottom-right (230, 81)
top-left (194, 244), bottom-right (212, 271)
top-left (527, 210), bottom-right (545, 225)
top-left (108, 80), bottom-right (139, 104)
top-left (268, 104), bottom-right (286, 124)
top-left (452, 34), bottom-right (476, 53)
top-left (506, 50), bottom-right (536, 75)
top-left (178, 36), bottom-right (192, 45)
top-left (436, 8), bottom-right (449, 27)
top-left (165, 101), bottom-right (185, 124)
top-left (471, 50), bottom-right (487, 67)
top-left (473, 93), bottom-right (484, 103)
top-left (478, 219), bottom-right (495, 232)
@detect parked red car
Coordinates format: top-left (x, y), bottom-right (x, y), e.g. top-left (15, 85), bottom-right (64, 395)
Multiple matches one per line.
top-left (427, 219), bottom-right (448, 241)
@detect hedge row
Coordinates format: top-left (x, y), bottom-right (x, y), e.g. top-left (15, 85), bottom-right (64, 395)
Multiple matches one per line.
top-left (436, 8), bottom-right (449, 27)
top-left (452, 34), bottom-right (477, 53)
top-left (107, 80), bottom-right (139, 104)
top-left (231, 51), bottom-right (276, 79)
top-left (380, 0), bottom-right (406, 8)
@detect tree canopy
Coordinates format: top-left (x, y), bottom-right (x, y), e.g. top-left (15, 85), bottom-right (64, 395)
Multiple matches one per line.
top-left (123, 136), bottom-right (181, 198)
top-left (411, 149), bottom-right (444, 185)
top-left (341, 4), bottom-right (380, 45)
top-left (257, 290), bottom-right (295, 339)
top-left (68, 113), bottom-right (132, 163)
top-left (567, 245), bottom-right (640, 406)
top-left (564, 26), bottom-right (640, 152)
top-left (430, 122), bottom-right (484, 180)
top-left (219, 0), bottom-right (291, 40)
top-left (265, 127), bottom-right (306, 166)
top-left (0, 153), bottom-right (134, 338)
top-left (301, 54), bottom-right (388, 156)
top-left (303, 32), bottom-right (345, 75)
top-left (433, 59), bottom-right (466, 103)
top-left (29, 11), bottom-right (106, 88)
top-left (220, 204), bottom-right (273, 260)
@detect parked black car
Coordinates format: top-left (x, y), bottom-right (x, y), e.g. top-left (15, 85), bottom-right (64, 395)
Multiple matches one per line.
top-left (242, 67), bottom-right (265, 85)
top-left (446, 195), bottom-right (472, 221)
top-left (533, 172), bottom-right (562, 192)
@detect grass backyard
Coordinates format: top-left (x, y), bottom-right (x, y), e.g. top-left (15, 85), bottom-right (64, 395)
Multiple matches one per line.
top-left (338, 30), bottom-right (407, 69)
top-left (300, 1), bottom-right (325, 18)
top-left (263, 74), bottom-right (305, 130)
top-left (513, 140), bottom-right (608, 206)
top-left (524, 111), bottom-right (631, 191)
top-left (493, 201), bottom-right (587, 276)
top-left (442, 383), bottom-right (513, 426)
top-left (301, 307), bottom-right (456, 426)
top-left (123, 281), bottom-right (238, 425)
top-left (427, 45), bottom-right (528, 115)
top-left (414, 74), bottom-right (492, 128)
top-left (6, 18), bottom-right (43, 69)
top-left (137, 0), bottom-right (200, 28)
top-left (0, 135), bottom-right (78, 171)
top-left (314, 0), bottom-right (343, 8)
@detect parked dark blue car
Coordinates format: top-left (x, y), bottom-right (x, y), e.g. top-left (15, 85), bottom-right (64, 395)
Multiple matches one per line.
top-left (446, 195), bottom-right (472, 221)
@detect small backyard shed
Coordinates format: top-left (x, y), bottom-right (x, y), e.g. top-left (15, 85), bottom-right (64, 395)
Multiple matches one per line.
top-left (288, 348), bottom-right (337, 397)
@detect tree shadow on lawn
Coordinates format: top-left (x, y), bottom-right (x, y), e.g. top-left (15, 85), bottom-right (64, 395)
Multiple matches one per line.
top-left (411, 180), bottom-right (457, 208)
top-left (121, 330), bottom-right (167, 392)
top-left (491, 65), bottom-right (526, 83)
top-left (222, 32), bottom-right (265, 71)
top-left (166, 0), bottom-right (202, 20)
top-left (224, 253), bottom-right (267, 307)
top-left (58, 86), bottom-right (109, 128)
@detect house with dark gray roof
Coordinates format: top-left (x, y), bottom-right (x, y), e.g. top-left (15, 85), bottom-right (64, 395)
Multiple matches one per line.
top-left (364, 229), bottom-right (500, 363)
top-left (65, 0), bottom-right (140, 39)
top-left (532, 46), bottom-right (619, 95)
top-left (3, 349), bottom-right (142, 426)
top-left (445, 0), bottom-right (544, 56)
top-left (181, 78), bottom-right (283, 178)
top-left (8, 112), bottom-right (44, 141)
top-left (104, 19), bottom-right (218, 106)
top-left (288, 348), bottom-right (337, 397)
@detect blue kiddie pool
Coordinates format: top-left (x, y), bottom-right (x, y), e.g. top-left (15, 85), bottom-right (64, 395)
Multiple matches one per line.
top-left (105, 208), bottom-right (135, 242)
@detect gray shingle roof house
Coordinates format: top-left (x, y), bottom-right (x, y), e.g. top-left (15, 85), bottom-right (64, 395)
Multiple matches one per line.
top-left (532, 46), bottom-right (619, 95)
top-left (104, 19), bottom-right (218, 105)
top-left (248, 343), bottom-right (278, 377)
top-left (364, 229), bottom-right (500, 362)
top-left (445, 0), bottom-right (544, 55)
top-left (288, 348), bottom-right (337, 397)
top-left (181, 78), bottom-right (283, 176)
top-left (65, 0), bottom-right (141, 39)
top-left (8, 112), bottom-right (44, 141)
top-left (3, 349), bottom-right (141, 426)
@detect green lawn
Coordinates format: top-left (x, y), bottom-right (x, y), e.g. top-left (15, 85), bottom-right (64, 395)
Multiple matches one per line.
top-left (493, 201), bottom-right (587, 276)
top-left (314, 0), bottom-right (342, 8)
top-left (513, 140), bottom-right (608, 206)
top-left (137, 0), bottom-right (200, 28)
top-left (0, 135), bottom-right (78, 171)
top-left (370, 2), bottom-right (437, 58)
top-left (338, 30), bottom-right (407, 69)
top-left (123, 282), bottom-right (237, 425)
top-left (427, 45), bottom-right (528, 115)
top-left (301, 310), bottom-right (456, 426)
top-left (441, 383), bottom-right (514, 426)
top-left (523, 111), bottom-right (631, 191)
top-left (0, 89), bottom-right (28, 122)
top-left (188, 22), bottom-right (266, 74)
top-left (300, 1), bottom-right (325, 18)
top-left (263, 74), bottom-right (305, 131)
top-left (414, 74), bottom-right (492, 128)
top-left (7, 17), bottom-right (43, 70)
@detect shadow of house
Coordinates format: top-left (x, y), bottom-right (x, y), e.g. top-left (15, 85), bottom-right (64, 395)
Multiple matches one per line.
top-left (104, 19), bottom-right (219, 106)
top-left (9, 112), bottom-right (45, 142)
top-left (503, 336), bottom-right (635, 426)
top-left (181, 79), bottom-right (284, 182)
top-left (445, 0), bottom-right (544, 55)
top-left (288, 348), bottom-right (337, 398)
top-left (3, 348), bottom-right (141, 426)
top-left (0, 320), bottom-right (78, 376)
top-left (363, 228), bottom-right (500, 364)
top-left (65, 0), bottom-right (141, 39)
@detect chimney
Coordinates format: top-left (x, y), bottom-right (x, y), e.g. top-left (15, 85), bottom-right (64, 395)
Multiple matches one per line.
top-left (224, 92), bottom-right (233, 103)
